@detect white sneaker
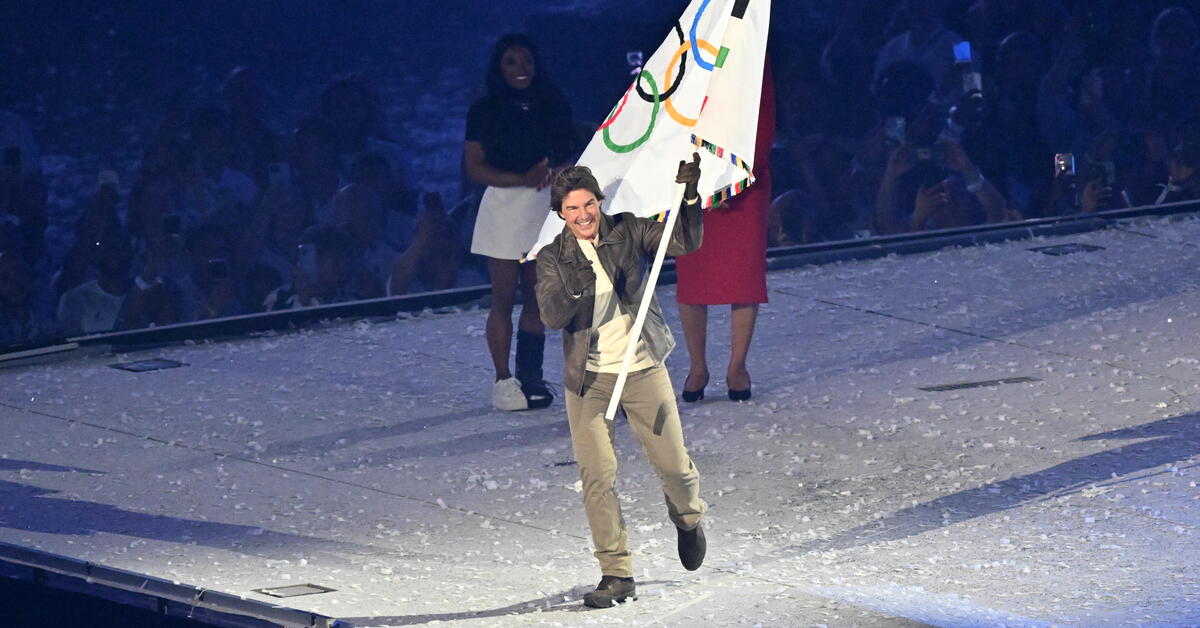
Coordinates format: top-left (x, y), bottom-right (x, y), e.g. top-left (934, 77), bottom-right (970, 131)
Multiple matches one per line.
top-left (492, 377), bottom-right (528, 411)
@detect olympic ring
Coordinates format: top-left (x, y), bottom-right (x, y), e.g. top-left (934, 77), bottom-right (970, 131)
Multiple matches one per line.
top-left (665, 39), bottom-right (720, 127)
top-left (597, 82), bottom-right (633, 131)
top-left (689, 0), bottom-right (719, 71)
top-left (603, 70), bottom-right (659, 153)
top-left (636, 22), bottom-right (687, 103)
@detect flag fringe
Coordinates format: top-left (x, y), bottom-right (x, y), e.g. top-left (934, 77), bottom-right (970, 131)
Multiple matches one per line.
top-left (690, 133), bottom-right (756, 208)
top-left (648, 134), bottom-right (756, 222)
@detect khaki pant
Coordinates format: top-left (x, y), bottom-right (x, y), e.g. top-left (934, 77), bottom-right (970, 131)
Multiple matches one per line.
top-left (565, 365), bottom-right (705, 577)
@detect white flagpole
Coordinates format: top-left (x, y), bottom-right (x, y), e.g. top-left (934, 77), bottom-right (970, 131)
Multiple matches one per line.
top-left (603, 167), bottom-right (691, 422)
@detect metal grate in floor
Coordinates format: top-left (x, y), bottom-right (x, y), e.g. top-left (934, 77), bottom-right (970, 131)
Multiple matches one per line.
top-left (253, 583), bottom-right (337, 598)
top-left (108, 358), bottom-right (188, 373)
top-left (1028, 243), bottom-right (1105, 256)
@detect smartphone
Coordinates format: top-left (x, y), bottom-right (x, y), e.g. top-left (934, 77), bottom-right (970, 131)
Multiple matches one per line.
top-left (98, 170), bottom-right (119, 190)
top-left (1054, 153), bottom-right (1075, 177)
top-left (268, 162), bottom-right (291, 187)
top-left (884, 116), bottom-right (906, 145)
top-left (953, 41), bottom-right (972, 64)
top-left (163, 214), bottom-right (182, 235)
top-left (207, 258), bottom-right (230, 280)
top-left (2, 146), bottom-right (20, 170)
top-left (297, 243), bottom-right (318, 282)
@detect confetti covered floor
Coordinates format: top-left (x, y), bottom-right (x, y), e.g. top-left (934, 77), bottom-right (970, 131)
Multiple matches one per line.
top-left (4, 216), bottom-right (1200, 627)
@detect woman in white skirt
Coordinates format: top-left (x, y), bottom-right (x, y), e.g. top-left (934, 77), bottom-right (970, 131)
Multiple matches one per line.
top-left (464, 34), bottom-right (576, 411)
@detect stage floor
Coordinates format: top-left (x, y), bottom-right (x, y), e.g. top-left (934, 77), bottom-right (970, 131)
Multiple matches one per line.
top-left (3, 216), bottom-right (1200, 627)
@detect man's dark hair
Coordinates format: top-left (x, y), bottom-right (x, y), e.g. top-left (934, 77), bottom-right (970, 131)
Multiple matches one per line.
top-left (551, 166), bottom-right (606, 215)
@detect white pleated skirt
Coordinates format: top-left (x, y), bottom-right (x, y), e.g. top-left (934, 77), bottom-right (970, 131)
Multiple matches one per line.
top-left (470, 185), bottom-right (552, 260)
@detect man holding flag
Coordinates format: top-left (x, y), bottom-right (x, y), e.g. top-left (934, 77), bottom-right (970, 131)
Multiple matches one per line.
top-left (529, 0), bottom-right (769, 608)
top-left (536, 158), bottom-right (707, 608)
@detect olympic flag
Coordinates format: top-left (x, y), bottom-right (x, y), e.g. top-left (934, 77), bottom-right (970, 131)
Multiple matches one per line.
top-left (528, 0), bottom-right (770, 421)
top-left (527, 0), bottom-right (771, 258)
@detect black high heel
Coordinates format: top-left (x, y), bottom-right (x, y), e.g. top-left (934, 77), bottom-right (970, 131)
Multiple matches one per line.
top-left (681, 373), bottom-right (708, 403)
top-left (727, 375), bottom-right (751, 401)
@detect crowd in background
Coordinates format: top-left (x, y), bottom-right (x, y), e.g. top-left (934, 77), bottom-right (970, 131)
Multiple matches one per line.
top-left (766, 0), bottom-right (1200, 245)
top-left (1, 72), bottom-right (469, 347)
top-left (3, 0), bottom-right (1200, 348)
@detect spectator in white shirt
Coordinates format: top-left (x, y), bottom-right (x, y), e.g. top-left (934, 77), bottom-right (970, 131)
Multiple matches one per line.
top-left (56, 225), bottom-right (133, 336)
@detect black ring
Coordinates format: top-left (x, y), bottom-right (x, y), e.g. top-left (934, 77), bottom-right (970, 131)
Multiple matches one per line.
top-left (636, 22), bottom-right (687, 103)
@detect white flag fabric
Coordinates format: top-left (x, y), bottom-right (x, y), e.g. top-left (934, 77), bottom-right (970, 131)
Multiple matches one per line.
top-left (527, 0), bottom-right (771, 259)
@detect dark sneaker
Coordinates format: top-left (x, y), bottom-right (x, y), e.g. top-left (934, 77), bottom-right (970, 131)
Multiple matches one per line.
top-left (677, 523), bottom-right (706, 571)
top-left (521, 380), bottom-right (555, 410)
top-left (582, 575), bottom-right (637, 608)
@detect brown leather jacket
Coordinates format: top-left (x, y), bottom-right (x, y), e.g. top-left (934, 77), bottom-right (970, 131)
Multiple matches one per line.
top-left (535, 199), bottom-right (703, 395)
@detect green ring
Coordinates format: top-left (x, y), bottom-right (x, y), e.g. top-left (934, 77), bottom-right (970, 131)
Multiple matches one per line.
top-left (603, 70), bottom-right (660, 153)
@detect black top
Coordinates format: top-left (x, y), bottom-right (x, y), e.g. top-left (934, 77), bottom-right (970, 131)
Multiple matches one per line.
top-left (465, 87), bottom-right (575, 175)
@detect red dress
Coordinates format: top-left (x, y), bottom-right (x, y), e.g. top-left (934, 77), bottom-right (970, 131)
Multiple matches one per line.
top-left (675, 62), bottom-right (775, 305)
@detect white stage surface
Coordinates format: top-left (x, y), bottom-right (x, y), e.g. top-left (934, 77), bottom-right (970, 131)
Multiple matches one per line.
top-left (3, 216), bottom-right (1200, 627)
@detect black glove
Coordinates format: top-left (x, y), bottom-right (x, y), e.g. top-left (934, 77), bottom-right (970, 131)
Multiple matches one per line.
top-left (561, 257), bottom-right (596, 297)
top-left (676, 152), bottom-right (702, 201)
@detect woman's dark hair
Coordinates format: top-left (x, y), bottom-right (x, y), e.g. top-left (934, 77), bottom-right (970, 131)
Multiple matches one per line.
top-left (486, 33), bottom-right (549, 99)
top-left (551, 166), bottom-right (606, 214)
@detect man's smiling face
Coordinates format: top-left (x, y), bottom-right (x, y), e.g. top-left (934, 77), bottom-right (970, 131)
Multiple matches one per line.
top-left (560, 189), bottom-right (602, 242)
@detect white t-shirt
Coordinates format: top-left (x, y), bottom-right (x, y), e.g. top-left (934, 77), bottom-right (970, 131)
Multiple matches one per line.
top-left (57, 280), bottom-right (126, 335)
top-left (578, 239), bottom-right (655, 373)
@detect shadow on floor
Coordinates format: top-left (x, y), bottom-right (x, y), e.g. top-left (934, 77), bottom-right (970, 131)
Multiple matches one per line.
top-left (339, 580), bottom-right (678, 626)
top-left (0, 458), bottom-right (104, 474)
top-left (783, 412), bottom-right (1200, 555)
top-left (0, 479), bottom-right (376, 560)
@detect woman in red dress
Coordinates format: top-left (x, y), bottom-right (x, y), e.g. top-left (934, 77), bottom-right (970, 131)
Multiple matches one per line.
top-left (674, 61), bottom-right (775, 401)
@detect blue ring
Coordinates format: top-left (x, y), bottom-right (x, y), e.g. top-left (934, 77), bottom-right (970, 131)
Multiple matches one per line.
top-left (689, 0), bottom-right (716, 71)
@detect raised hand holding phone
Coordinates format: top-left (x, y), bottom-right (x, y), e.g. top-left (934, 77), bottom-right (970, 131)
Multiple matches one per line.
top-left (1054, 153), bottom-right (1076, 178)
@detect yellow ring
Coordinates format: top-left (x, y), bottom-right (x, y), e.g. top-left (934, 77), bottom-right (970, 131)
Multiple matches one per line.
top-left (664, 39), bottom-right (720, 127)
